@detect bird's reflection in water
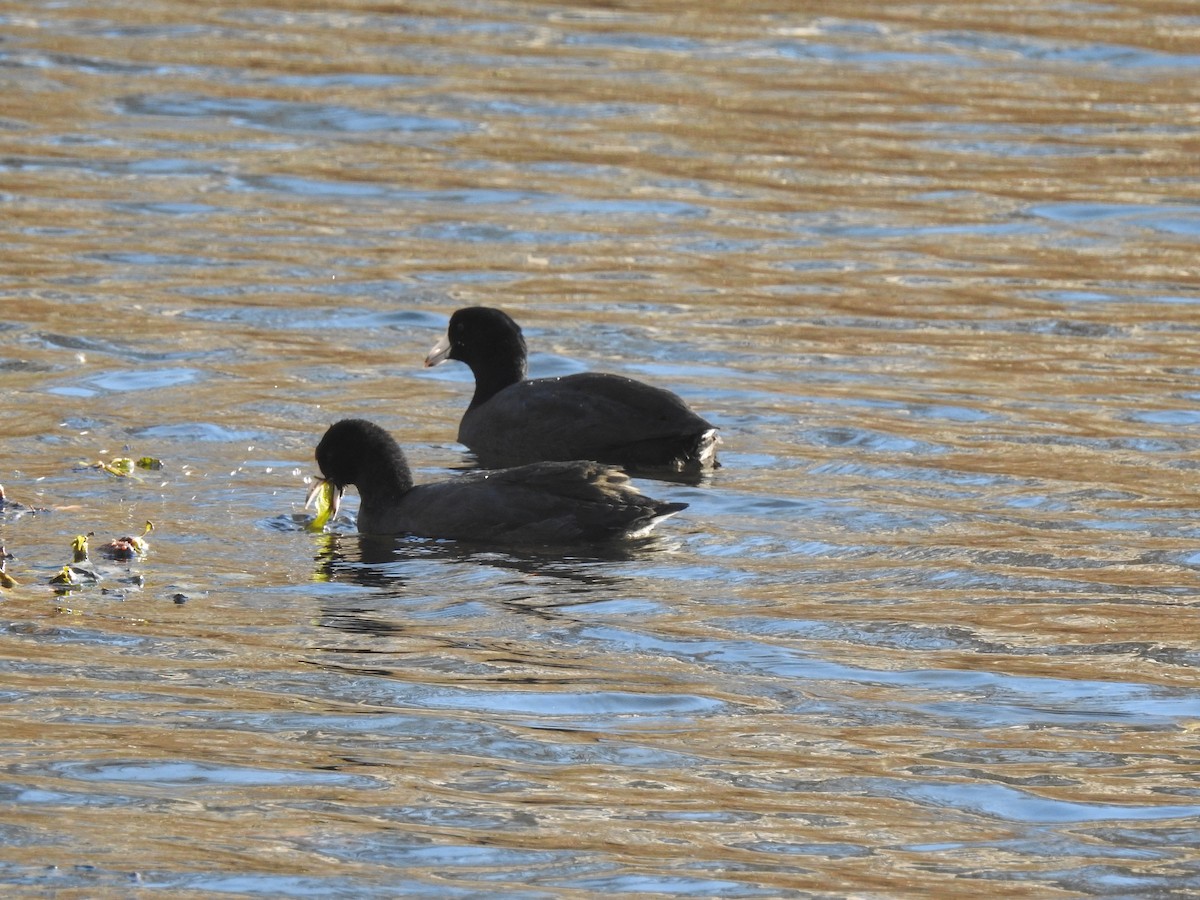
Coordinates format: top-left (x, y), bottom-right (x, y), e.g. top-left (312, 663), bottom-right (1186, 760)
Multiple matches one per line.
top-left (312, 531), bottom-right (658, 583)
top-left (308, 530), bottom-right (676, 644)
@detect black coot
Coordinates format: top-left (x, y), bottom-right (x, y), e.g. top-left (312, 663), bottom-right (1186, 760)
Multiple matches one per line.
top-left (425, 307), bottom-right (719, 474)
top-left (313, 418), bottom-right (687, 543)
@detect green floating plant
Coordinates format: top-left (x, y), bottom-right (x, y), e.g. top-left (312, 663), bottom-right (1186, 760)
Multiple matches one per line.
top-left (305, 479), bottom-right (337, 532)
top-left (85, 456), bottom-right (164, 478)
top-left (100, 458), bottom-right (134, 477)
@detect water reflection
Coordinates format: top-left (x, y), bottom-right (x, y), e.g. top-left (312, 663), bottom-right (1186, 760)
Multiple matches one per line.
top-left (2, 0), bottom-right (1199, 895)
top-left (310, 530), bottom-right (665, 591)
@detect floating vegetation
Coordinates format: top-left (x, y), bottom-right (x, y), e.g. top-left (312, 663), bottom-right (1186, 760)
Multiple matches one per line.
top-left (49, 564), bottom-right (98, 588)
top-left (49, 565), bottom-right (77, 586)
top-left (84, 456), bottom-right (164, 478)
top-left (305, 479), bottom-right (337, 532)
top-left (99, 522), bottom-right (153, 560)
top-left (49, 534), bottom-right (101, 591)
top-left (92, 458), bottom-right (134, 477)
top-left (0, 548), bottom-right (16, 589)
top-left (1, 476), bottom-right (158, 595)
top-left (71, 533), bottom-right (91, 563)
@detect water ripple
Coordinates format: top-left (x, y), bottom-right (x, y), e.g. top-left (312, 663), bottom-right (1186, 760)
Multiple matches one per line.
top-left (118, 93), bottom-right (472, 135)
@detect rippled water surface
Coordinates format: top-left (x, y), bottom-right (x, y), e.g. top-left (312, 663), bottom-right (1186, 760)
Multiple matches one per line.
top-left (2, 1), bottom-right (1200, 896)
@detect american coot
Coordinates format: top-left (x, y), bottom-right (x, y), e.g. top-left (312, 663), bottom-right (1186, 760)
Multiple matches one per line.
top-left (312, 418), bottom-right (687, 543)
top-left (424, 307), bottom-right (719, 474)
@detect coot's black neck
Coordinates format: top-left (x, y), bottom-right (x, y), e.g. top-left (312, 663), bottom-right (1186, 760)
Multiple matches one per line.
top-left (358, 429), bottom-right (415, 499)
top-left (466, 346), bottom-right (527, 408)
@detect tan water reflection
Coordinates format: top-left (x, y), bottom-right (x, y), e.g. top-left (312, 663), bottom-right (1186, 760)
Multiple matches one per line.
top-left (1, 0), bottom-right (1199, 895)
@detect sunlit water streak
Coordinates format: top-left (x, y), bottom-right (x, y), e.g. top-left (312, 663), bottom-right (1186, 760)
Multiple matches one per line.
top-left (1, 0), bottom-right (1199, 896)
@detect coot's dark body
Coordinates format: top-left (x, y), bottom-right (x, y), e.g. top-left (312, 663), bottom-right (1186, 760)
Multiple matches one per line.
top-left (314, 418), bottom-right (687, 544)
top-left (425, 307), bottom-right (719, 474)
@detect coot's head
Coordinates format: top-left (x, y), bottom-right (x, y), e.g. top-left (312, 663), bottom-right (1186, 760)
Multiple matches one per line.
top-left (312, 419), bottom-right (366, 521)
top-left (424, 306), bottom-right (528, 380)
top-left (312, 418), bottom-right (414, 518)
top-left (316, 419), bottom-right (377, 488)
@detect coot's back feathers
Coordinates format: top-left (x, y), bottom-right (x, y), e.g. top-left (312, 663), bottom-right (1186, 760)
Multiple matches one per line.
top-left (314, 418), bottom-right (686, 543)
top-left (425, 306), bottom-right (719, 473)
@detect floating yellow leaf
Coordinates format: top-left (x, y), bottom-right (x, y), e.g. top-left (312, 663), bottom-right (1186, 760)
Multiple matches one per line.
top-left (129, 520), bottom-right (153, 554)
top-left (305, 479), bottom-right (336, 532)
top-left (71, 533), bottom-right (91, 563)
top-left (0, 547), bottom-right (14, 589)
top-left (49, 565), bottom-right (78, 586)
